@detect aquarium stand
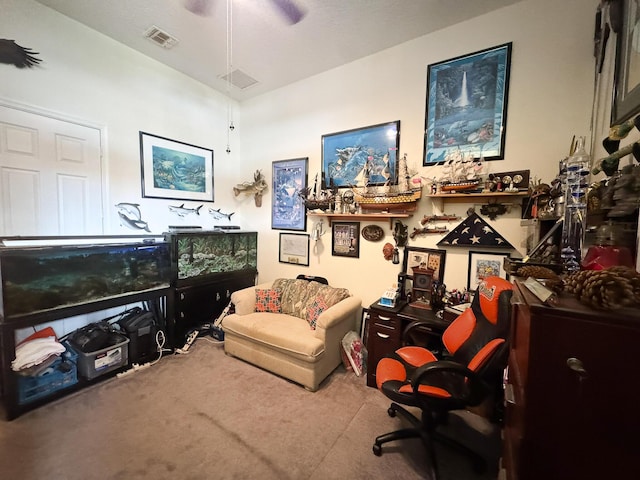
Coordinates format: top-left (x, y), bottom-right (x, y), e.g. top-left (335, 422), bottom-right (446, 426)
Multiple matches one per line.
top-left (0, 236), bottom-right (173, 420)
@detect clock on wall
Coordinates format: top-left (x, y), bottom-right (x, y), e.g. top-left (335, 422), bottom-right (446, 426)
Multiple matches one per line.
top-left (409, 267), bottom-right (434, 310)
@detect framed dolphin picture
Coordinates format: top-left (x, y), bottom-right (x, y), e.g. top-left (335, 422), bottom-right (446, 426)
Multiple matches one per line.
top-left (140, 131), bottom-right (214, 202)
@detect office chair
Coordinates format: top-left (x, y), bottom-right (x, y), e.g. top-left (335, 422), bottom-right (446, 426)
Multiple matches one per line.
top-left (372, 276), bottom-right (513, 478)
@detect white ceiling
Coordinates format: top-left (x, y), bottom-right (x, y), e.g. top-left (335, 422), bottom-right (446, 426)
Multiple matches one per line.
top-left (34, 0), bottom-right (522, 102)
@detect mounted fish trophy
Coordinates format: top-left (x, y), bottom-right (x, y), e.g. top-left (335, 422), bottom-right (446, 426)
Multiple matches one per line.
top-left (234, 170), bottom-right (268, 207)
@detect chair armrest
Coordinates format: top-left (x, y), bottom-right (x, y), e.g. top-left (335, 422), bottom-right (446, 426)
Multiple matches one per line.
top-left (412, 360), bottom-right (489, 405)
top-left (230, 281), bottom-right (272, 316)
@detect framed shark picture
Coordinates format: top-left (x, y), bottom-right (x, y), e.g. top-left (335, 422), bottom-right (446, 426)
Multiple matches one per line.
top-left (321, 121), bottom-right (400, 189)
top-left (140, 131), bottom-right (214, 202)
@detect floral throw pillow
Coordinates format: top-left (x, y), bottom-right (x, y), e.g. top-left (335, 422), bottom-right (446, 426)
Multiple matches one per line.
top-left (306, 295), bottom-right (328, 330)
top-left (255, 289), bottom-right (282, 313)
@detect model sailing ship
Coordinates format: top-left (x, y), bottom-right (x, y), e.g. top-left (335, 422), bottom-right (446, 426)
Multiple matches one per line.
top-left (350, 154), bottom-right (422, 212)
top-left (437, 150), bottom-right (484, 192)
top-left (300, 154), bottom-right (422, 213)
top-left (299, 174), bottom-right (335, 211)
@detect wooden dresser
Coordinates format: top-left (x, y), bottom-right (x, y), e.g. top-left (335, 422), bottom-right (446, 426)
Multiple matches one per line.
top-left (503, 278), bottom-right (640, 480)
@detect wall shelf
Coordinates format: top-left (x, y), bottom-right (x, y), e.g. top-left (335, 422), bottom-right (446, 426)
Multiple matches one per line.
top-left (307, 212), bottom-right (411, 228)
top-left (426, 191), bottom-right (528, 213)
top-left (427, 191), bottom-right (528, 199)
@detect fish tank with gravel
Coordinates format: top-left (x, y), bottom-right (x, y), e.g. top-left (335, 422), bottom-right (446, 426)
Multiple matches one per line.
top-left (0, 239), bottom-right (171, 320)
top-left (166, 230), bottom-right (258, 282)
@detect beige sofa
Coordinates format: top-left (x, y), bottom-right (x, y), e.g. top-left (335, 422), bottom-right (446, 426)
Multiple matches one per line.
top-left (222, 278), bottom-right (361, 391)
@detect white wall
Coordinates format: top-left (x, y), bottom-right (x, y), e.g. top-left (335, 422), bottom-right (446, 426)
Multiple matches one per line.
top-left (241, 0), bottom-right (599, 305)
top-left (2, 0), bottom-right (600, 308)
top-left (1, 0), bottom-right (240, 234)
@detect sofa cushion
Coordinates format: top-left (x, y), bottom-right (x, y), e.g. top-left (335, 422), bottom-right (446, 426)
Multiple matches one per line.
top-left (223, 312), bottom-right (325, 360)
top-left (306, 295), bottom-right (328, 330)
top-left (255, 289), bottom-right (282, 313)
top-left (272, 278), bottom-right (350, 320)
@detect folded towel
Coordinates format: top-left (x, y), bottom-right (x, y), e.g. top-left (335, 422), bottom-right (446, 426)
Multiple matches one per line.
top-left (11, 336), bottom-right (65, 372)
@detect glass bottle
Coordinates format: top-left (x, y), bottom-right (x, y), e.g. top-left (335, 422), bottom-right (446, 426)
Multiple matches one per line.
top-left (560, 136), bottom-right (590, 273)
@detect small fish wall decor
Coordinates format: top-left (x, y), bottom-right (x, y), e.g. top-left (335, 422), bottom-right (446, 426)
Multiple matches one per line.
top-left (115, 202), bottom-right (150, 232)
top-left (168, 204), bottom-right (203, 217)
top-left (209, 208), bottom-right (235, 222)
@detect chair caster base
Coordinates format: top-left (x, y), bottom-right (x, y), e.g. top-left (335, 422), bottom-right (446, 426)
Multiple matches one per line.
top-left (373, 443), bottom-right (382, 456)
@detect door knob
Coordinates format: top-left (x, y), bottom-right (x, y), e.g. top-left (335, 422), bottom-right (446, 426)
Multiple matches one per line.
top-left (566, 357), bottom-right (588, 378)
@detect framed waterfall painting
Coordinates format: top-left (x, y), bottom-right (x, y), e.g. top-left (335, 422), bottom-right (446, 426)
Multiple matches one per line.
top-left (140, 131), bottom-right (214, 202)
top-left (423, 43), bottom-right (512, 165)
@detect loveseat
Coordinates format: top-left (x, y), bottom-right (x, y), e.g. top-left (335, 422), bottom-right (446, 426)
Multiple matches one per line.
top-left (222, 278), bottom-right (362, 391)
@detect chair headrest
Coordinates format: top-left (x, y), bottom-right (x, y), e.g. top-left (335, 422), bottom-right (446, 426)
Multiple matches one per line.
top-left (475, 276), bottom-right (513, 325)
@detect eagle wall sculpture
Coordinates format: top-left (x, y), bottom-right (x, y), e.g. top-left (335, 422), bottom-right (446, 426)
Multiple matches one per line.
top-left (0, 39), bottom-right (42, 68)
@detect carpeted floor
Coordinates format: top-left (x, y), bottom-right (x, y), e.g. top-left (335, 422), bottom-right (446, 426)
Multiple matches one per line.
top-left (0, 340), bottom-right (501, 479)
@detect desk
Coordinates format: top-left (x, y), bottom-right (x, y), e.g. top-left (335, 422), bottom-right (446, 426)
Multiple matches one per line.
top-left (365, 301), bottom-right (451, 388)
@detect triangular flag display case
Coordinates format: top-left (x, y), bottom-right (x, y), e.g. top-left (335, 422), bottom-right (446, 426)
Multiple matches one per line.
top-left (437, 212), bottom-right (515, 249)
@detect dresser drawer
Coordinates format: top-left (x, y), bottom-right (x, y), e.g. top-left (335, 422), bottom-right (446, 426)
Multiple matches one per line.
top-left (366, 311), bottom-right (402, 387)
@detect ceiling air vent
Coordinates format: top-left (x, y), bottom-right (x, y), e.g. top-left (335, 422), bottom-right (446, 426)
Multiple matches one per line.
top-left (220, 69), bottom-right (259, 89)
top-left (143, 25), bottom-right (179, 49)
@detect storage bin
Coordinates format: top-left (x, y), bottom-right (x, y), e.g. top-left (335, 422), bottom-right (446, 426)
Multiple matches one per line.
top-left (71, 334), bottom-right (130, 380)
top-left (17, 344), bottom-right (78, 405)
top-left (72, 334), bottom-right (129, 380)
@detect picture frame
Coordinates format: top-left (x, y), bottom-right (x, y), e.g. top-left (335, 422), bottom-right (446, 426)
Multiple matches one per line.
top-left (272, 158), bottom-right (308, 231)
top-left (612, 0), bottom-right (640, 125)
top-left (402, 247), bottom-right (446, 282)
top-left (278, 232), bottom-right (310, 266)
top-left (423, 43), bottom-right (512, 165)
top-left (467, 250), bottom-right (510, 291)
top-left (140, 131), bottom-right (214, 202)
top-left (321, 120), bottom-right (400, 189)
top-left (331, 221), bottom-right (360, 258)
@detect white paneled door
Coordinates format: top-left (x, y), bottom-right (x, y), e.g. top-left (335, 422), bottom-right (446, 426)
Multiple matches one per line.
top-left (0, 105), bottom-right (104, 236)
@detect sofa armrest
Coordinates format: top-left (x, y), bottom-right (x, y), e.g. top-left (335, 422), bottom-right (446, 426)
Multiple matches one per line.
top-left (315, 296), bottom-right (362, 333)
top-left (230, 281), bottom-right (272, 316)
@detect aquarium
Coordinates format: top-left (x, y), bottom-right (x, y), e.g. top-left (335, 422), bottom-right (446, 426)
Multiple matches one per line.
top-left (0, 240), bottom-right (171, 320)
top-left (167, 231), bottom-right (258, 280)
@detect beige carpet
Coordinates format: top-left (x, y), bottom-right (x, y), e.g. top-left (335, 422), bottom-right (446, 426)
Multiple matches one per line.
top-left (0, 340), bottom-right (501, 480)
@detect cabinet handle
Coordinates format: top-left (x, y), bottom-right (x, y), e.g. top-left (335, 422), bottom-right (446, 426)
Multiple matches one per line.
top-left (180, 292), bottom-right (185, 300)
top-left (376, 332), bottom-right (390, 339)
top-left (226, 289), bottom-right (230, 298)
top-left (216, 292), bottom-right (221, 301)
top-left (566, 357), bottom-right (588, 378)
top-left (504, 383), bottom-right (515, 405)
top-left (378, 315), bottom-right (391, 321)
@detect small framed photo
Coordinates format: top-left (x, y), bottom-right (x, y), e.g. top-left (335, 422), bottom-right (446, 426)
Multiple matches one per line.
top-left (279, 233), bottom-right (310, 266)
top-left (402, 247), bottom-right (446, 282)
top-left (272, 158), bottom-right (308, 231)
top-left (321, 121), bottom-right (400, 189)
top-left (139, 131), bottom-right (214, 202)
top-left (331, 221), bottom-right (360, 258)
top-left (467, 250), bottom-right (510, 291)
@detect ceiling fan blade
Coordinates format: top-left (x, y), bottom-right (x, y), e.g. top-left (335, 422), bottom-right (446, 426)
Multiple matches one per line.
top-left (270, 0), bottom-right (306, 25)
top-left (183, 0), bottom-right (214, 17)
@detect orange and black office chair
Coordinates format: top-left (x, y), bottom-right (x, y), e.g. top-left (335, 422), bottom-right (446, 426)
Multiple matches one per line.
top-left (373, 276), bottom-right (513, 478)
